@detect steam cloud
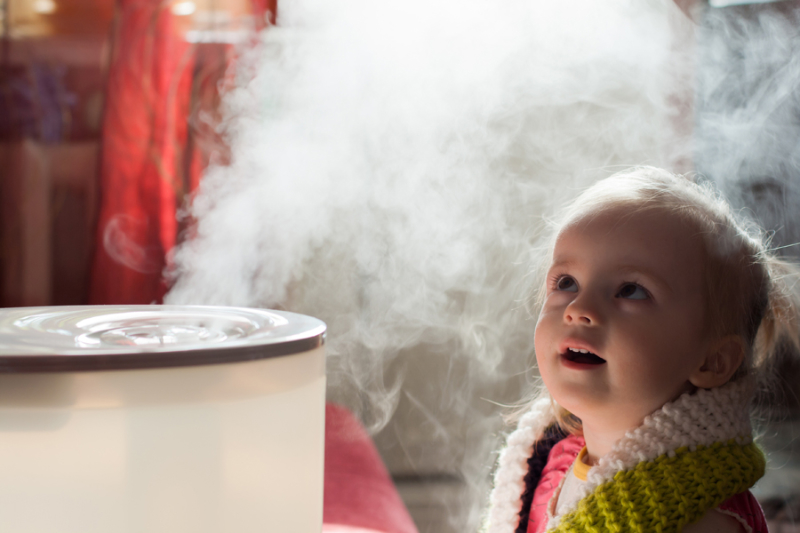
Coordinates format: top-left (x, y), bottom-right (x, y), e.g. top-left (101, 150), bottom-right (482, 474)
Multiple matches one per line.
top-left (162, 0), bottom-right (800, 529)
top-left (695, 4), bottom-right (800, 250)
top-left (103, 215), bottom-right (163, 273)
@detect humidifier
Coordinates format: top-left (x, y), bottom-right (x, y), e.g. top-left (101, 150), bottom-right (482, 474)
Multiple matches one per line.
top-left (0, 305), bottom-right (326, 533)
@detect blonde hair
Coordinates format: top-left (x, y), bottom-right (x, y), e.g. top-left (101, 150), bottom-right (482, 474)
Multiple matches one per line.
top-left (520, 166), bottom-right (800, 433)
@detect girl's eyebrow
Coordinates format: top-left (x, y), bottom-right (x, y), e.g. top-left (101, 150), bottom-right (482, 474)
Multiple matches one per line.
top-left (548, 258), bottom-right (575, 271)
top-left (617, 265), bottom-right (673, 294)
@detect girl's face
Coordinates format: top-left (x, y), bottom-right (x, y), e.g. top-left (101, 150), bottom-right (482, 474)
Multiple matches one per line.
top-left (534, 206), bottom-right (713, 435)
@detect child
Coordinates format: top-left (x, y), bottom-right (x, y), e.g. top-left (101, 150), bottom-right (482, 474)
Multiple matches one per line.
top-left (485, 167), bottom-right (800, 533)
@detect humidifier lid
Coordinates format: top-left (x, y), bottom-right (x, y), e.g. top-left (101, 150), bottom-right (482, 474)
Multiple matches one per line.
top-left (0, 306), bottom-right (325, 372)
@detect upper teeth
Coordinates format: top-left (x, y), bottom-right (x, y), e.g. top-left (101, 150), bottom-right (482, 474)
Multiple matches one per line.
top-left (569, 348), bottom-right (589, 353)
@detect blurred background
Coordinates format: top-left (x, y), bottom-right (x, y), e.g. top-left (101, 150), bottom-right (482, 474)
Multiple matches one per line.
top-left (2, 0), bottom-right (800, 532)
top-left (0, 0), bottom-right (273, 309)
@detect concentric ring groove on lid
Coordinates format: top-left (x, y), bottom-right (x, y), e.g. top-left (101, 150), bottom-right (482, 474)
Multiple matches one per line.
top-left (0, 306), bottom-right (326, 372)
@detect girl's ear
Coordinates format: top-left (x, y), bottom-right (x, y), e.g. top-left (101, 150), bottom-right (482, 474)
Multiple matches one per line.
top-left (689, 335), bottom-right (745, 389)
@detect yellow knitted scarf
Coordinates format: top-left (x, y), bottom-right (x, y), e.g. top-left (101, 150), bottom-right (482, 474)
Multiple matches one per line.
top-left (484, 380), bottom-right (763, 533)
top-left (548, 440), bottom-right (765, 533)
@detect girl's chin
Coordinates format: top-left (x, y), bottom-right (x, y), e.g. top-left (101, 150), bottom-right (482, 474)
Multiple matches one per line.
top-left (547, 388), bottom-right (614, 423)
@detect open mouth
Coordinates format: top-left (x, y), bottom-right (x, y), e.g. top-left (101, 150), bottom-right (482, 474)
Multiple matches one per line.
top-left (562, 347), bottom-right (606, 365)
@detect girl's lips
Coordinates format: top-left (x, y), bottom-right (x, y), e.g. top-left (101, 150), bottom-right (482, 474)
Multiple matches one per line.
top-left (558, 340), bottom-right (607, 369)
top-left (560, 351), bottom-right (607, 370)
top-left (558, 338), bottom-right (601, 356)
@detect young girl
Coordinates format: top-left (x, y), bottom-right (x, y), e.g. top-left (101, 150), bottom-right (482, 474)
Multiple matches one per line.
top-left (485, 167), bottom-right (800, 533)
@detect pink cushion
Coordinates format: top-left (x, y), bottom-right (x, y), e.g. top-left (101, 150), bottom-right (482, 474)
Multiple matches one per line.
top-left (322, 526), bottom-right (387, 533)
top-left (323, 404), bottom-right (419, 533)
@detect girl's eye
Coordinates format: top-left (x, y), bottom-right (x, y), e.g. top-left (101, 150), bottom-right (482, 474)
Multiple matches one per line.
top-left (617, 283), bottom-right (649, 300)
top-left (555, 276), bottom-right (578, 292)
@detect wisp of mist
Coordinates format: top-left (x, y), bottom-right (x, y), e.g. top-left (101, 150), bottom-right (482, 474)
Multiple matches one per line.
top-left (162, 0), bottom-right (732, 528)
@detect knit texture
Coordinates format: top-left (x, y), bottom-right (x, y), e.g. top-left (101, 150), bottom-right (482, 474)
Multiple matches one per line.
top-left (550, 440), bottom-right (765, 533)
top-left (484, 394), bottom-right (558, 533)
top-left (484, 380), bottom-right (762, 533)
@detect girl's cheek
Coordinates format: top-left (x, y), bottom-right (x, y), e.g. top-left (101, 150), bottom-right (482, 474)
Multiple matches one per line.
top-left (533, 312), bottom-right (555, 355)
top-left (541, 292), bottom-right (564, 310)
top-left (541, 298), bottom-right (568, 322)
top-left (534, 308), bottom-right (553, 335)
top-left (533, 320), bottom-right (545, 351)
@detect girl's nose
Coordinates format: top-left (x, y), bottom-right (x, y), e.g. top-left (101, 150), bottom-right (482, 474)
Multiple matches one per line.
top-left (563, 297), bottom-right (600, 325)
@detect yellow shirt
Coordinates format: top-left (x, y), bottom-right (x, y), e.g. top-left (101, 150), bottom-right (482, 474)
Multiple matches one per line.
top-left (553, 447), bottom-right (590, 517)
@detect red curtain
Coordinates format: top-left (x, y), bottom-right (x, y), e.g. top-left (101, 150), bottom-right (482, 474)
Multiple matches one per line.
top-left (89, 0), bottom-right (278, 305)
top-left (89, 0), bottom-right (193, 304)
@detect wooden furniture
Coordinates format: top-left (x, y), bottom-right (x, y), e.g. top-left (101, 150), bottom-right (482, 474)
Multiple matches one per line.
top-left (0, 140), bottom-right (99, 306)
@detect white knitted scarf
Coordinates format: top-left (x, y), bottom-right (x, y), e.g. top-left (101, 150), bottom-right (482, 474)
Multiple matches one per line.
top-left (483, 380), bottom-right (755, 533)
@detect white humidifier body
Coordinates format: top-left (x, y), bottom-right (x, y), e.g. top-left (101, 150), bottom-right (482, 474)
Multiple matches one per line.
top-left (0, 306), bottom-right (326, 533)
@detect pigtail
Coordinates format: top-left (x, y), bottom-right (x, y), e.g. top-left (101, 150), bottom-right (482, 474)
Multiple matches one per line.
top-left (751, 255), bottom-right (800, 389)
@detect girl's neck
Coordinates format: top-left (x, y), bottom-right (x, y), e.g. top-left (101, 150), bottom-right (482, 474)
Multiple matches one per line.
top-left (579, 385), bottom-right (700, 465)
top-left (580, 423), bottom-right (628, 466)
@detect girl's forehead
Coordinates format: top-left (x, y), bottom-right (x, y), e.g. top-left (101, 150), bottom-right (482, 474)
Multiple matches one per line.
top-left (557, 205), bottom-right (699, 244)
top-left (552, 207), bottom-right (707, 283)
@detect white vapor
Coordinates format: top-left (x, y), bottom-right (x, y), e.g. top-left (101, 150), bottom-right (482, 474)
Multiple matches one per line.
top-left (167, 0), bottom-right (695, 529)
top-left (695, 4), bottom-right (800, 250)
